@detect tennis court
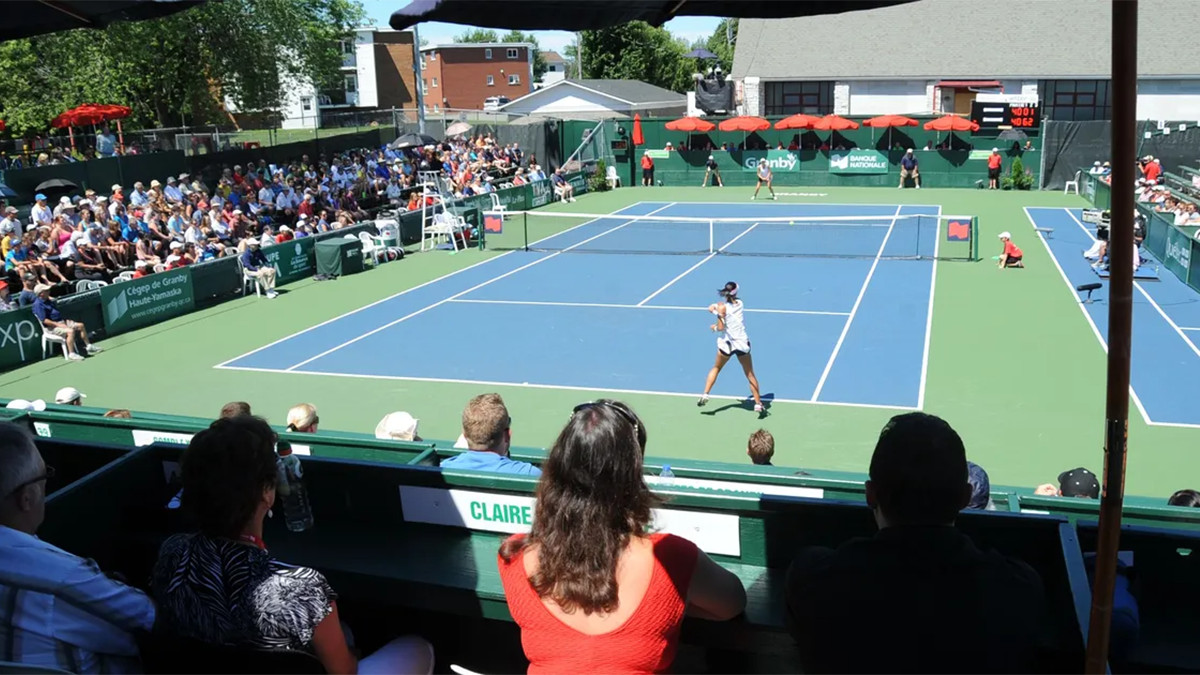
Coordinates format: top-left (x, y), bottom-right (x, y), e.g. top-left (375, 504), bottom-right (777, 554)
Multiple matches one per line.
top-left (218, 201), bottom-right (954, 409)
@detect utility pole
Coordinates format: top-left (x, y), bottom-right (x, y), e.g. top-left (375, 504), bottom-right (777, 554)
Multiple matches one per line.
top-left (412, 24), bottom-right (426, 134)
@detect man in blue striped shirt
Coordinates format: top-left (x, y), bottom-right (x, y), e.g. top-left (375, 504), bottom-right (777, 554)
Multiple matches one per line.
top-left (0, 422), bottom-right (156, 672)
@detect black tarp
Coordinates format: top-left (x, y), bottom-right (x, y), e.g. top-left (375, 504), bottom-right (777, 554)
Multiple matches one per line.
top-left (1041, 120), bottom-right (1200, 190)
top-left (390, 0), bottom-right (915, 31)
top-left (694, 79), bottom-right (734, 115)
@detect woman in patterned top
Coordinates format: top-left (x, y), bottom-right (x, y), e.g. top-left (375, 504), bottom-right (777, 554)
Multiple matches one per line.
top-left (151, 415), bottom-right (434, 674)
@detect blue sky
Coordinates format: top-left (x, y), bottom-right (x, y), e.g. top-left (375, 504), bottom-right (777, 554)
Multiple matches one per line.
top-left (364, 1), bottom-right (721, 54)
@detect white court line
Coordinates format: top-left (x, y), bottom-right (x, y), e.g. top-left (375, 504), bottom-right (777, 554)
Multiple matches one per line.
top-left (810, 205), bottom-right (904, 402)
top-left (1021, 207), bottom-right (1155, 427)
top-left (448, 298), bottom-right (849, 316)
top-left (637, 200), bottom-right (944, 210)
top-left (215, 364), bottom-right (916, 412)
top-left (635, 222), bottom-right (760, 306)
top-left (214, 205), bottom-right (653, 368)
top-left (1063, 208), bottom-right (1200, 359)
top-left (916, 206), bottom-right (942, 411)
top-left (283, 203), bottom-right (677, 371)
top-left (1180, 327), bottom-right (1200, 331)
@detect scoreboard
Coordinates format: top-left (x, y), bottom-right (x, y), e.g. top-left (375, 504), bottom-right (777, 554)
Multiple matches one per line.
top-left (970, 100), bottom-right (1041, 131)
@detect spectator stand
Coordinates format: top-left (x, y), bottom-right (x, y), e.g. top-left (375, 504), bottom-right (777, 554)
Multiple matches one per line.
top-left (40, 441), bottom-right (1095, 673)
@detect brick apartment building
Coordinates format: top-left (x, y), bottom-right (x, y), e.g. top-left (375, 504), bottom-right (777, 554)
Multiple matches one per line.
top-left (420, 43), bottom-right (534, 112)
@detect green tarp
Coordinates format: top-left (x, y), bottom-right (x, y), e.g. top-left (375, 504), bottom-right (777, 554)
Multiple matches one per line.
top-left (316, 238), bottom-right (364, 277)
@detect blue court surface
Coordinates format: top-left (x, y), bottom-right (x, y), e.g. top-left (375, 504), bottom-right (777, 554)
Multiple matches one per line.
top-left (219, 201), bottom-right (943, 410)
top-left (1025, 206), bottom-right (1200, 428)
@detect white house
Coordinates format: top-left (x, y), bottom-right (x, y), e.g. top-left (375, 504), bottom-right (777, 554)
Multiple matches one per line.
top-left (538, 51), bottom-right (567, 89)
top-left (500, 79), bottom-right (685, 119)
top-left (732, 0), bottom-right (1200, 121)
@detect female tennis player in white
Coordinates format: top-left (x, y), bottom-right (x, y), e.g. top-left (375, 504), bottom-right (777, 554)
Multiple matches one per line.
top-left (752, 159), bottom-right (776, 200)
top-left (698, 281), bottom-right (764, 413)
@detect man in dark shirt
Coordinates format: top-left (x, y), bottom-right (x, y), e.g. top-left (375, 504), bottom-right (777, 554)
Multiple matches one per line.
top-left (899, 148), bottom-right (921, 189)
top-left (785, 412), bottom-right (1051, 673)
top-left (32, 284), bottom-right (101, 361)
top-left (239, 239), bottom-right (277, 299)
top-left (702, 154), bottom-right (723, 187)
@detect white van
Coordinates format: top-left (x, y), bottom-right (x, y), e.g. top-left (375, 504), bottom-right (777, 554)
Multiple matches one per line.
top-left (483, 96), bottom-right (511, 111)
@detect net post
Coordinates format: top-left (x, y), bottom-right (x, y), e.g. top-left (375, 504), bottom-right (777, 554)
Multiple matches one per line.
top-left (972, 216), bottom-right (980, 261)
top-left (523, 212), bottom-right (529, 252)
top-left (709, 220), bottom-right (715, 254)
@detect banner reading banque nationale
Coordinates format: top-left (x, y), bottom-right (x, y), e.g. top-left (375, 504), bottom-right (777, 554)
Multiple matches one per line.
top-left (829, 149), bottom-right (890, 174)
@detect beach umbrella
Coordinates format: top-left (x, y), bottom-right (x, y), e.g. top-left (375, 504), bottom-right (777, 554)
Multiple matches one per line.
top-left (665, 117), bottom-right (715, 132)
top-left (774, 114), bottom-right (821, 130)
top-left (389, 132), bottom-right (439, 150)
top-left (863, 114), bottom-right (918, 146)
top-left (684, 47), bottom-right (718, 60)
top-left (445, 121), bottom-right (472, 137)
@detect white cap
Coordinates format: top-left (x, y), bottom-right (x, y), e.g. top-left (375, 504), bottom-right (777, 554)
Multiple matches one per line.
top-left (992, 147), bottom-right (999, 152)
top-left (6, 399), bottom-right (47, 411)
top-left (135, 260), bottom-right (148, 268)
top-left (279, 225), bottom-right (291, 232)
top-left (232, 209), bottom-right (242, 215)
top-left (998, 231), bottom-right (1012, 239)
top-left (111, 184), bottom-right (122, 191)
top-left (375, 411), bottom-right (420, 441)
top-left (59, 196), bottom-right (72, 206)
top-left (54, 387), bottom-right (85, 404)
top-left (165, 254), bottom-right (180, 264)
top-left (169, 241), bottom-right (183, 250)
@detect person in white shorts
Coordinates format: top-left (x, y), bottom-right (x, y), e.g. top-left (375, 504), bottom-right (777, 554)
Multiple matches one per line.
top-left (698, 281), bottom-right (765, 413)
top-left (752, 160), bottom-right (776, 200)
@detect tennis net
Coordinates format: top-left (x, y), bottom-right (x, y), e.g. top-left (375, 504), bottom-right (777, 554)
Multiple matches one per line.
top-left (482, 210), bottom-right (978, 260)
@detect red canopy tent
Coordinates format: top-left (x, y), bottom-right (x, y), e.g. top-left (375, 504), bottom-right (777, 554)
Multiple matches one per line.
top-left (773, 114), bottom-right (821, 130)
top-left (863, 114), bottom-right (918, 147)
top-left (664, 116), bottom-right (715, 132)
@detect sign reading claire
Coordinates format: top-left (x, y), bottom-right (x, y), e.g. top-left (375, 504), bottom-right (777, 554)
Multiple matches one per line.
top-left (829, 149), bottom-right (889, 174)
top-left (399, 486), bottom-right (742, 556)
top-left (740, 150), bottom-right (800, 172)
top-left (100, 267), bottom-right (196, 334)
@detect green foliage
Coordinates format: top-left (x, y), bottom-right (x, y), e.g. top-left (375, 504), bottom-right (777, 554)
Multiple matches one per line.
top-left (580, 22), bottom-right (691, 92)
top-left (454, 28), bottom-right (499, 43)
top-left (0, 0), bottom-right (364, 134)
top-left (705, 18), bottom-right (738, 73)
top-left (589, 159), bottom-right (611, 192)
top-left (1001, 156), bottom-right (1036, 190)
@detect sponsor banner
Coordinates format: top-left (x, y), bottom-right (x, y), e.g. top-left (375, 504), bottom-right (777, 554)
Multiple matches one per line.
top-left (740, 150), bottom-right (800, 172)
top-left (829, 149), bottom-right (889, 174)
top-left (100, 266), bottom-right (195, 335)
top-left (0, 307), bottom-right (46, 370)
top-left (1165, 225), bottom-right (1192, 280)
top-left (530, 179), bottom-right (553, 208)
top-left (262, 236), bottom-right (315, 285)
top-left (566, 171), bottom-right (588, 192)
top-left (1084, 174), bottom-right (1096, 202)
top-left (400, 486), bottom-right (741, 556)
top-left (968, 149), bottom-right (993, 160)
top-left (645, 149), bottom-right (670, 159)
top-left (132, 429), bottom-right (193, 447)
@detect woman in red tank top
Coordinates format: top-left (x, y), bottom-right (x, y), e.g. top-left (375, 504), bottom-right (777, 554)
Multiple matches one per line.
top-left (497, 399), bottom-right (746, 675)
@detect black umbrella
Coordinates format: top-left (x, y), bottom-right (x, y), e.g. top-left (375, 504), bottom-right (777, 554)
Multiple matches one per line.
top-left (391, 0), bottom-right (916, 30)
top-left (685, 48), bottom-right (718, 60)
top-left (997, 128), bottom-right (1029, 142)
top-left (1, 0), bottom-right (202, 41)
top-left (35, 178), bottom-right (78, 194)
top-left (0, 184), bottom-right (17, 200)
top-left (388, 133), bottom-right (439, 150)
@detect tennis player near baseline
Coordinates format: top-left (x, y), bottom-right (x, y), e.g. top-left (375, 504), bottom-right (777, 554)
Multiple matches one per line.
top-left (752, 159), bottom-right (777, 200)
top-left (698, 281), bottom-right (765, 414)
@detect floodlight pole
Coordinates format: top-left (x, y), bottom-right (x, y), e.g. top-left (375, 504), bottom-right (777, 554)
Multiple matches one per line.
top-left (1085, 1), bottom-right (1136, 672)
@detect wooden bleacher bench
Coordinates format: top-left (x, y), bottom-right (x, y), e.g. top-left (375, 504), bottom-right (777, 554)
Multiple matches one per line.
top-left (38, 444), bottom-right (1094, 672)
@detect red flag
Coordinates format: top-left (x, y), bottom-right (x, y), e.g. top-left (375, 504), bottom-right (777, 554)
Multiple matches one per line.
top-left (632, 113), bottom-right (644, 146)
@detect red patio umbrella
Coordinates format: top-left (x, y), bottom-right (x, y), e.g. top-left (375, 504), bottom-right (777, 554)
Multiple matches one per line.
top-left (0, 120), bottom-right (5, 133)
top-left (812, 114), bottom-right (860, 131)
top-left (632, 113), bottom-right (644, 146)
top-left (863, 114), bottom-right (918, 147)
top-left (718, 116), bottom-right (770, 132)
top-left (923, 114), bottom-right (979, 132)
top-left (664, 116), bottom-right (715, 132)
top-left (774, 114), bottom-right (821, 130)
top-left (52, 103), bottom-right (132, 153)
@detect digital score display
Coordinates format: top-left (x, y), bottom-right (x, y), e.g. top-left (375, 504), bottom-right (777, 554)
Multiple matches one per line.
top-left (611, 139), bottom-right (629, 151)
top-left (971, 101), bottom-right (1041, 131)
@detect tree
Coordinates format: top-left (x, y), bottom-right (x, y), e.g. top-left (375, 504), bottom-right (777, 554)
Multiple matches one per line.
top-left (705, 18), bottom-right (738, 74)
top-left (580, 22), bottom-right (690, 92)
top-left (454, 28), bottom-right (499, 43)
top-left (0, 0), bottom-right (365, 134)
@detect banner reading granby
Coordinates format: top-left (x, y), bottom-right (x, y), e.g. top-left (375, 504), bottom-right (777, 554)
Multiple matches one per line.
top-left (738, 150), bottom-right (800, 172)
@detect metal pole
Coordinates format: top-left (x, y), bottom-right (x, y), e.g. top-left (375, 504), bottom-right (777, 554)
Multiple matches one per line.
top-left (1085, 1), bottom-right (1136, 672)
top-left (412, 25), bottom-right (426, 134)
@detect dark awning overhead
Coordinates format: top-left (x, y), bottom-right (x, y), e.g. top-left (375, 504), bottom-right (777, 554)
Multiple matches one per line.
top-left (390, 0), bottom-right (917, 31)
top-left (1, 1), bottom-right (202, 42)
top-left (936, 80), bottom-right (1002, 88)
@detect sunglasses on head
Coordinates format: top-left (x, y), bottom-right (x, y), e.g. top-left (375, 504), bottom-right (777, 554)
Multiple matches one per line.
top-left (572, 401), bottom-right (639, 436)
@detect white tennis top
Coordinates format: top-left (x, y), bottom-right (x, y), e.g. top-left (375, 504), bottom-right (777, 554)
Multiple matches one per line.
top-left (723, 300), bottom-right (748, 341)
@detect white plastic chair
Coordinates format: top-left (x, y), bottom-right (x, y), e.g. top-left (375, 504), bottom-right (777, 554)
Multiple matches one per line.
top-left (606, 164), bottom-right (621, 188)
top-left (41, 326), bottom-right (69, 360)
top-left (358, 231), bottom-right (387, 266)
top-left (425, 211), bottom-right (466, 252)
top-left (1064, 170), bottom-right (1081, 195)
top-left (238, 258), bottom-right (261, 297)
top-left (116, 270), bottom-right (136, 282)
top-left (488, 193), bottom-right (507, 218)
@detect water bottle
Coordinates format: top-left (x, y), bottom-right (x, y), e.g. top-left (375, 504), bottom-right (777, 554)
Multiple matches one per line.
top-left (659, 465), bottom-right (675, 487)
top-left (276, 442), bottom-right (314, 532)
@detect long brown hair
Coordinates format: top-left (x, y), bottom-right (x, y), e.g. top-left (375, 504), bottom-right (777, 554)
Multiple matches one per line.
top-left (499, 399), bottom-right (658, 615)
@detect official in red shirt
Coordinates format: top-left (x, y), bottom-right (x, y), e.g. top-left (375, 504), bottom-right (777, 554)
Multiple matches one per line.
top-left (641, 151), bottom-right (655, 187)
top-left (987, 148), bottom-right (1003, 190)
top-left (1141, 156), bottom-right (1161, 183)
top-left (998, 231), bottom-right (1024, 269)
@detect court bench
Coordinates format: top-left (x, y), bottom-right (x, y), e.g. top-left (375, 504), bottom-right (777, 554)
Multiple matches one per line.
top-left (41, 444), bottom-right (1094, 672)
